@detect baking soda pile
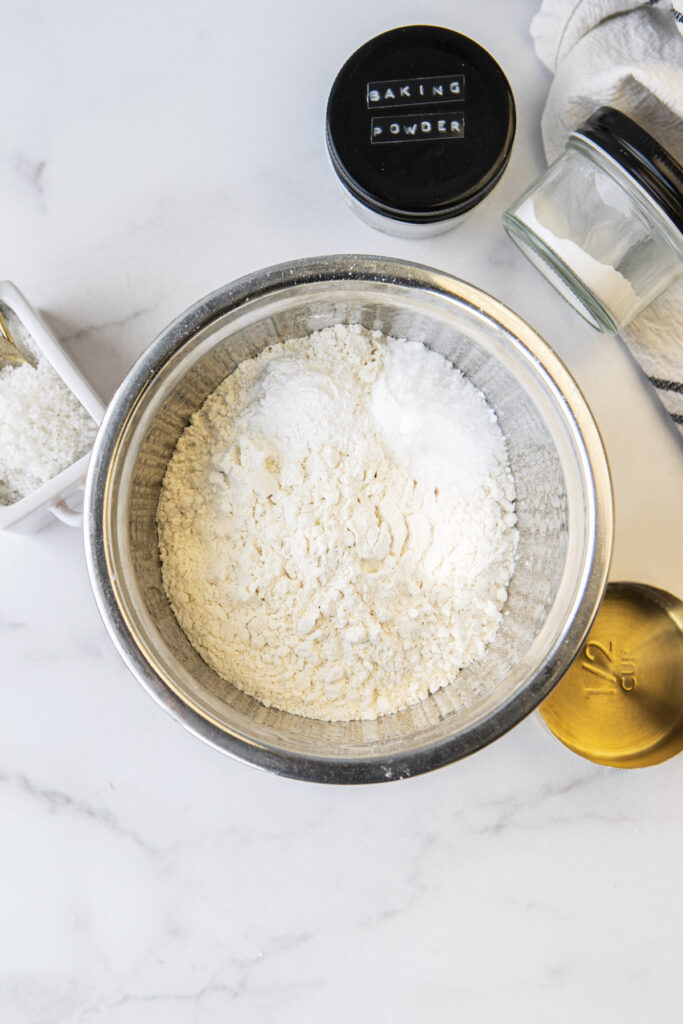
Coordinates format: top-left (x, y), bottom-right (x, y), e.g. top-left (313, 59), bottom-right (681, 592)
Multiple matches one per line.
top-left (157, 324), bottom-right (518, 721)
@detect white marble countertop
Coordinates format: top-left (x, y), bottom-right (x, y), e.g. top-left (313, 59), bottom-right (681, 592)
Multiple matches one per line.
top-left (2, 2), bottom-right (681, 1021)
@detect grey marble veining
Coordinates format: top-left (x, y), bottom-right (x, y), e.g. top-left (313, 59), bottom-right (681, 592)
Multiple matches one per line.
top-left (0, 1), bottom-right (681, 1022)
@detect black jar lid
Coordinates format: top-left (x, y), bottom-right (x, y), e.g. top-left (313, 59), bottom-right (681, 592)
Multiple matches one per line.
top-left (325, 25), bottom-right (516, 225)
top-left (574, 106), bottom-right (683, 234)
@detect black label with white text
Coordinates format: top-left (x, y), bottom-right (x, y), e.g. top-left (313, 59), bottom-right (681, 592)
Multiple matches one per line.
top-left (370, 113), bottom-right (465, 144)
top-left (367, 75), bottom-right (465, 108)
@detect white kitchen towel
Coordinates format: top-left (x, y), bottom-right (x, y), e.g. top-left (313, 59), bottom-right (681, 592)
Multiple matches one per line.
top-left (530, 0), bottom-right (683, 433)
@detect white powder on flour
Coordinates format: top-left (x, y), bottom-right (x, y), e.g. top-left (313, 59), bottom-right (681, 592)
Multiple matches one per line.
top-left (157, 324), bottom-right (518, 721)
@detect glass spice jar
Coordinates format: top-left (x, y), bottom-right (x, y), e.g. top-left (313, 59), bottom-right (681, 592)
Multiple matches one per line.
top-left (503, 107), bottom-right (683, 332)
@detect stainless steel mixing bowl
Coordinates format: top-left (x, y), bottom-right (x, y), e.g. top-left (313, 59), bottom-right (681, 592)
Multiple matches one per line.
top-left (84, 255), bottom-right (612, 783)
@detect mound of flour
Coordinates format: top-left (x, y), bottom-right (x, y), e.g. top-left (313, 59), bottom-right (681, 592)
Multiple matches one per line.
top-left (157, 324), bottom-right (518, 721)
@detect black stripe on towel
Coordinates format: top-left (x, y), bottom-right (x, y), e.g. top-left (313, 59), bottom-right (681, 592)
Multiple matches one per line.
top-left (649, 376), bottom-right (683, 394)
top-left (672, 412), bottom-right (683, 424)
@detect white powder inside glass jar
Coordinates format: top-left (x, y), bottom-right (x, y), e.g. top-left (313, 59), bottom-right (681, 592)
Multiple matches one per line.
top-left (157, 324), bottom-right (518, 721)
top-left (0, 312), bottom-right (98, 505)
top-left (516, 196), bottom-right (642, 325)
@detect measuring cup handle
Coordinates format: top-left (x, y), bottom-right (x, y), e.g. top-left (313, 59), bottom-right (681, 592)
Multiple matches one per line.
top-left (49, 491), bottom-right (84, 528)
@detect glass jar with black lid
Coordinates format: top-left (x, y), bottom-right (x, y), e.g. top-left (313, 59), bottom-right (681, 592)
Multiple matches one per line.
top-left (504, 107), bottom-right (683, 332)
top-left (325, 25), bottom-right (516, 237)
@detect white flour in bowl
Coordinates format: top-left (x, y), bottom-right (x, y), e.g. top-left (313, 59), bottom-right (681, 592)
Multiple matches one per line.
top-left (157, 324), bottom-right (518, 721)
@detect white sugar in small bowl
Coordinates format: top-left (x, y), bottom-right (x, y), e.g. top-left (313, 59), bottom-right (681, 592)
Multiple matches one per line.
top-left (0, 282), bottom-right (105, 533)
top-left (85, 256), bottom-right (613, 782)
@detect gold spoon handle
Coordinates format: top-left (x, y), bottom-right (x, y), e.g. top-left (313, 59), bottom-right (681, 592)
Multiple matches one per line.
top-left (0, 308), bottom-right (29, 368)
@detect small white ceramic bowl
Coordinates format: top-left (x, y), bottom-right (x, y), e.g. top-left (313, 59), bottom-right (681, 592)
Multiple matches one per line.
top-left (0, 281), bottom-right (106, 533)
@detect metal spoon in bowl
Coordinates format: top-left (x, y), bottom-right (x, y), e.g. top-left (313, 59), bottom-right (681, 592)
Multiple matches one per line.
top-left (0, 308), bottom-right (31, 369)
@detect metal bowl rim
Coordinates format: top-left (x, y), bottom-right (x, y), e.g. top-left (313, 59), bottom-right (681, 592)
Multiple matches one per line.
top-left (84, 254), bottom-right (613, 783)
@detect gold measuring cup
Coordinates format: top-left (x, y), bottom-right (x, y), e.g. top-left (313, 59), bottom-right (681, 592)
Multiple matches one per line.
top-left (540, 582), bottom-right (683, 767)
